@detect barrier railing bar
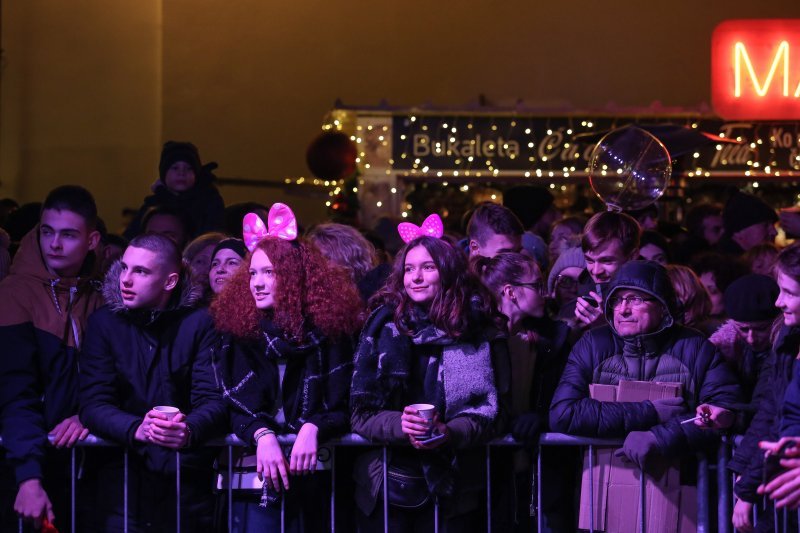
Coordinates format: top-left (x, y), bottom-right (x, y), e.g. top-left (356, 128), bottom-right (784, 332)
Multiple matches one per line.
top-left (3, 432), bottom-right (734, 532)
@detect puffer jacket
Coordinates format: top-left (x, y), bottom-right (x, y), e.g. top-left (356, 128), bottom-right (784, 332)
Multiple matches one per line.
top-left (0, 227), bottom-right (103, 484)
top-left (78, 261), bottom-right (227, 473)
top-left (549, 261), bottom-right (740, 457)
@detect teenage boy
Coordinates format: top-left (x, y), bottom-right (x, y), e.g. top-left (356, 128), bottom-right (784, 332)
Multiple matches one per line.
top-left (79, 233), bottom-right (226, 531)
top-left (0, 186), bottom-right (103, 530)
top-left (570, 211), bottom-right (641, 328)
top-left (467, 202), bottom-right (524, 258)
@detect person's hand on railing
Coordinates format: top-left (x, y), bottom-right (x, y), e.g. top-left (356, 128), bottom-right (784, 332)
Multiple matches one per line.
top-left (615, 431), bottom-right (666, 478)
top-left (758, 437), bottom-right (800, 509)
top-left (290, 422), bottom-right (318, 475)
top-left (146, 412), bottom-right (189, 449)
top-left (14, 478), bottom-right (54, 530)
top-left (651, 397), bottom-right (687, 423)
top-left (732, 498), bottom-right (753, 532)
top-left (49, 414), bottom-right (90, 448)
top-left (256, 430), bottom-right (290, 492)
top-left (511, 413), bottom-right (541, 445)
top-left (692, 404), bottom-right (735, 430)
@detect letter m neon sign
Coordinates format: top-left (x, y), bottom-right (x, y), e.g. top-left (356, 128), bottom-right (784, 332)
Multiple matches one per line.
top-left (712, 19), bottom-right (800, 120)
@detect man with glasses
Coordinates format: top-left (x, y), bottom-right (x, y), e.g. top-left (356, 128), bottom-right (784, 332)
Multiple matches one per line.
top-left (550, 261), bottom-right (739, 482)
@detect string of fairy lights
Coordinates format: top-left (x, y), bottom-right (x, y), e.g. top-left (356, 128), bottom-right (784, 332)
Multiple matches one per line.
top-left (293, 109), bottom-right (800, 215)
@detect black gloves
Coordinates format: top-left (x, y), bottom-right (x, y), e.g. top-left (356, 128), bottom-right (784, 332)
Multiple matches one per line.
top-left (614, 431), bottom-right (667, 479)
top-left (511, 413), bottom-right (542, 444)
top-left (650, 397), bottom-right (687, 423)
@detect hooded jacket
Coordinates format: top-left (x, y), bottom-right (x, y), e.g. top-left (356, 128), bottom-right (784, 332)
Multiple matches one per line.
top-left (78, 261), bottom-right (227, 473)
top-left (732, 325), bottom-right (799, 502)
top-left (123, 169), bottom-right (225, 241)
top-left (0, 228), bottom-right (103, 484)
top-left (549, 261), bottom-right (740, 457)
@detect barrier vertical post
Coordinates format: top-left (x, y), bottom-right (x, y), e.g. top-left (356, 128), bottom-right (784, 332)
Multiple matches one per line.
top-left (537, 444), bottom-right (543, 533)
top-left (697, 453), bottom-right (710, 533)
top-left (124, 448), bottom-right (129, 533)
top-left (227, 445), bottom-right (233, 533)
top-left (382, 446), bottom-right (388, 533)
top-left (331, 446), bottom-right (336, 533)
top-left (589, 444), bottom-right (595, 533)
top-left (281, 486), bottom-right (286, 533)
top-left (71, 447), bottom-right (76, 533)
top-left (176, 452), bottom-right (181, 533)
top-left (639, 468), bottom-right (646, 533)
top-left (486, 445), bottom-right (491, 533)
top-left (717, 438), bottom-right (732, 533)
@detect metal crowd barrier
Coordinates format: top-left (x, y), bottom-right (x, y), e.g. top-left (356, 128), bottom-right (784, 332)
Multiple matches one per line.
top-left (2, 433), bottom-right (734, 533)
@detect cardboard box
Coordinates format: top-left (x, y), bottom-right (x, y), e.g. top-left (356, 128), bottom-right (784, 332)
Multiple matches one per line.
top-left (577, 381), bottom-right (697, 533)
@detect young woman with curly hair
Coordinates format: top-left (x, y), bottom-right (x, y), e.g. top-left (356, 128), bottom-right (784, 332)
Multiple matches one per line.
top-left (210, 233), bottom-right (363, 532)
top-left (350, 233), bottom-right (509, 533)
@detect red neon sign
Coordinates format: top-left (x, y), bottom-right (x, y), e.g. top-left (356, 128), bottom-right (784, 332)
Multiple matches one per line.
top-left (712, 19), bottom-right (800, 120)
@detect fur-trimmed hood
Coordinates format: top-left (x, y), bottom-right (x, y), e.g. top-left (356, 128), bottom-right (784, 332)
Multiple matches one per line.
top-left (102, 260), bottom-right (203, 319)
top-left (708, 320), bottom-right (741, 363)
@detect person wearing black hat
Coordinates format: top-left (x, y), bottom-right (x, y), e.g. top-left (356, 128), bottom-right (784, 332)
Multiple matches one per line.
top-left (709, 274), bottom-right (780, 405)
top-left (208, 238), bottom-right (247, 295)
top-left (717, 191), bottom-right (778, 256)
top-left (124, 141), bottom-right (225, 241)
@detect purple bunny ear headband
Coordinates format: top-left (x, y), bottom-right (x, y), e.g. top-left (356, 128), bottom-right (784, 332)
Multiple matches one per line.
top-left (242, 202), bottom-right (298, 251)
top-left (397, 214), bottom-right (444, 243)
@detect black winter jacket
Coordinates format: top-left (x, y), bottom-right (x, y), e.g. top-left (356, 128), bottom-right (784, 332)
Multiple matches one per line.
top-left (78, 263), bottom-right (227, 473)
top-left (732, 325), bottom-right (799, 502)
top-left (549, 261), bottom-right (740, 457)
top-left (213, 319), bottom-right (356, 446)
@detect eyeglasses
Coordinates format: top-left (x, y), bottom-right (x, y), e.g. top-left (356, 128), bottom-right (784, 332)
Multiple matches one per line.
top-left (609, 295), bottom-right (657, 308)
top-left (555, 275), bottom-right (578, 289)
top-left (515, 280), bottom-right (545, 295)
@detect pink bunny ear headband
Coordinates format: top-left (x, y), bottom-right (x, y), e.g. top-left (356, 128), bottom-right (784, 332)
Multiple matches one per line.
top-left (397, 214), bottom-right (444, 243)
top-left (243, 203), bottom-right (298, 252)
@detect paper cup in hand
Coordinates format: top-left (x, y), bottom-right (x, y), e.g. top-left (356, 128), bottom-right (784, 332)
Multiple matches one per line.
top-left (153, 406), bottom-right (180, 420)
top-left (410, 403), bottom-right (436, 438)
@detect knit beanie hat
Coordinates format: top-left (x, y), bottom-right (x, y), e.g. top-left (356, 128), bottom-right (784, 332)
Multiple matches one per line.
top-left (211, 238), bottom-right (247, 261)
top-left (723, 273), bottom-right (780, 322)
top-left (159, 141), bottom-right (202, 182)
top-left (723, 192), bottom-right (778, 236)
top-left (547, 245), bottom-right (586, 294)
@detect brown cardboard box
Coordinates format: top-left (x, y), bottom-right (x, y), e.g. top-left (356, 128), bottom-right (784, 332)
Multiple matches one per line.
top-left (578, 381), bottom-right (696, 533)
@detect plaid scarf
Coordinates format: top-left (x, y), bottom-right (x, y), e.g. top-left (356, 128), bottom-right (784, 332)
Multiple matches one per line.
top-left (351, 305), bottom-right (499, 498)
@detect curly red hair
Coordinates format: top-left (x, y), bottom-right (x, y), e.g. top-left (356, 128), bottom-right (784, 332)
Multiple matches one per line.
top-left (210, 237), bottom-right (363, 341)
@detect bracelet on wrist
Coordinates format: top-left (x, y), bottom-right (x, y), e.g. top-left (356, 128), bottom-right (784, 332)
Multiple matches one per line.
top-left (254, 428), bottom-right (275, 444)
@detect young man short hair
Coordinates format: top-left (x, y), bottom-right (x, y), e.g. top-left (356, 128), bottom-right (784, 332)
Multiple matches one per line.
top-left (78, 233), bottom-right (226, 531)
top-left (0, 185), bottom-right (103, 530)
top-left (572, 211), bottom-right (641, 327)
top-left (467, 202), bottom-right (524, 258)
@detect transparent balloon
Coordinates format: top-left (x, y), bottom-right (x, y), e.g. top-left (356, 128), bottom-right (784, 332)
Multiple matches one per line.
top-left (588, 126), bottom-right (672, 211)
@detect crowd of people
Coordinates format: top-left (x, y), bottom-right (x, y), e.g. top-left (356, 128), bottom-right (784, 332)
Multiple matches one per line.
top-left (1, 141), bottom-right (800, 532)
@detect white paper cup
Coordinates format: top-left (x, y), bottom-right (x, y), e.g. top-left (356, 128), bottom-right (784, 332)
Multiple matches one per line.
top-left (409, 403), bottom-right (436, 438)
top-left (153, 405), bottom-right (180, 420)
